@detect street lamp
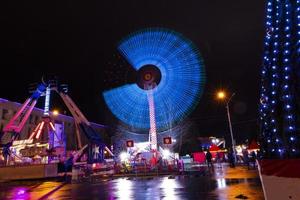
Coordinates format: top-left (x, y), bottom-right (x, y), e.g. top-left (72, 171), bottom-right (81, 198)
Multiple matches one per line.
top-left (52, 110), bottom-right (59, 116)
top-left (216, 90), bottom-right (236, 163)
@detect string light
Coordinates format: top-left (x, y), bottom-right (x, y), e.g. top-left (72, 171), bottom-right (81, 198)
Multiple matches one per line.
top-left (260, 0), bottom-right (300, 158)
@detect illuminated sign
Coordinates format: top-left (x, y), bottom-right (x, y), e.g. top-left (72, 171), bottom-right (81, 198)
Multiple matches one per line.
top-left (126, 140), bottom-right (134, 147)
top-left (163, 137), bottom-right (172, 144)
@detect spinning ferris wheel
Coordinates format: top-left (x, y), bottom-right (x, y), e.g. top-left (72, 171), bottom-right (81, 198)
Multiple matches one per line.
top-left (103, 28), bottom-right (205, 150)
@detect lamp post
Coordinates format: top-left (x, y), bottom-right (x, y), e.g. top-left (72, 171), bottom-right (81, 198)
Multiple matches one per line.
top-left (216, 90), bottom-right (236, 163)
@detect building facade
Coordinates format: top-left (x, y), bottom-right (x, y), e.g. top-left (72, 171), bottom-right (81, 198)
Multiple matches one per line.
top-left (0, 98), bottom-right (109, 150)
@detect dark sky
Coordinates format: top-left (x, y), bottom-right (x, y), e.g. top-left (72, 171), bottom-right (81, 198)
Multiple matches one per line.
top-left (0, 1), bottom-right (265, 143)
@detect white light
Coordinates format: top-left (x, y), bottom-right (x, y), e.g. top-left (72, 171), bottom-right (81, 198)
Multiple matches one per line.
top-left (119, 152), bottom-right (129, 162)
top-left (217, 178), bottom-right (227, 189)
top-left (216, 139), bottom-right (220, 143)
top-left (116, 179), bottom-right (133, 198)
top-left (276, 138), bottom-right (279, 142)
top-left (161, 177), bottom-right (180, 199)
top-left (162, 149), bottom-right (171, 159)
top-left (290, 137), bottom-right (295, 141)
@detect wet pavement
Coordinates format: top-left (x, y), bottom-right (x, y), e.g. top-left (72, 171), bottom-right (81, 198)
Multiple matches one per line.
top-left (0, 164), bottom-right (264, 200)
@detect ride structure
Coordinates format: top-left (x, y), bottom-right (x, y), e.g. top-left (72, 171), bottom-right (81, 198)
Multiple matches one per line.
top-left (103, 28), bottom-right (205, 160)
top-left (1, 78), bottom-right (113, 166)
top-left (3, 83), bottom-right (47, 140)
top-left (52, 82), bottom-right (113, 164)
top-left (28, 82), bottom-right (59, 147)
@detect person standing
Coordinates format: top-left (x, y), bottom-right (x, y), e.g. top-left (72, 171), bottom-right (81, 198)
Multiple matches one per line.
top-left (206, 149), bottom-right (213, 170)
top-left (250, 151), bottom-right (257, 169)
top-left (242, 149), bottom-right (250, 169)
top-left (216, 152), bottom-right (222, 168)
top-left (228, 148), bottom-right (235, 168)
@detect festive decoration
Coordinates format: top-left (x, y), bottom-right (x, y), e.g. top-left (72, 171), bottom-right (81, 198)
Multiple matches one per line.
top-left (103, 28), bottom-right (205, 130)
top-left (260, 0), bottom-right (300, 158)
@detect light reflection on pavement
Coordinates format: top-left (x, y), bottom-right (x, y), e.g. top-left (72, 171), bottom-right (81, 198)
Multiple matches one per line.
top-left (0, 164), bottom-right (264, 200)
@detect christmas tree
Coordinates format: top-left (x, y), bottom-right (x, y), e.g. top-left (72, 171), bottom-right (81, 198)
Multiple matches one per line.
top-left (260, 0), bottom-right (300, 158)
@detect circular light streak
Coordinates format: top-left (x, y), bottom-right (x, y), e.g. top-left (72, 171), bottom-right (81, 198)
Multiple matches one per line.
top-left (103, 28), bottom-right (205, 130)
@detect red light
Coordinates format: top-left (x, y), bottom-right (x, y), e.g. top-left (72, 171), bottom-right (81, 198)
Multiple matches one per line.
top-left (163, 137), bottom-right (172, 144)
top-left (126, 140), bottom-right (134, 147)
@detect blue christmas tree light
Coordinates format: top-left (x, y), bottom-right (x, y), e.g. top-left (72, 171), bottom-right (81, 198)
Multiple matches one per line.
top-left (260, 0), bottom-right (300, 158)
top-left (103, 28), bottom-right (205, 130)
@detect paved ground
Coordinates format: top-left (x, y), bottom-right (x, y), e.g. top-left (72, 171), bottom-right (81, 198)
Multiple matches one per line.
top-left (0, 164), bottom-right (264, 200)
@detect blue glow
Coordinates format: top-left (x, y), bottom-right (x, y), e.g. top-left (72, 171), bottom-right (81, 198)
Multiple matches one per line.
top-left (103, 28), bottom-right (205, 129)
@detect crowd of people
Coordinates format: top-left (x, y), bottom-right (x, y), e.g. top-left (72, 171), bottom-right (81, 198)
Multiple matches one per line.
top-left (204, 148), bottom-right (261, 170)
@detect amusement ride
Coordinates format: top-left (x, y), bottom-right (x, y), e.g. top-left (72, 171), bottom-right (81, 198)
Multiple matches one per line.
top-left (103, 28), bottom-right (205, 163)
top-left (1, 77), bottom-right (113, 168)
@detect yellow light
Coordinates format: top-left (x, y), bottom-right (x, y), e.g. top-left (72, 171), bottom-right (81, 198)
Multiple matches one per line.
top-left (216, 91), bottom-right (226, 100)
top-left (52, 110), bottom-right (59, 116)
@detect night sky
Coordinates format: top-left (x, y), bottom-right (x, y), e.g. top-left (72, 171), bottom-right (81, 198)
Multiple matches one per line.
top-left (0, 1), bottom-right (266, 144)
